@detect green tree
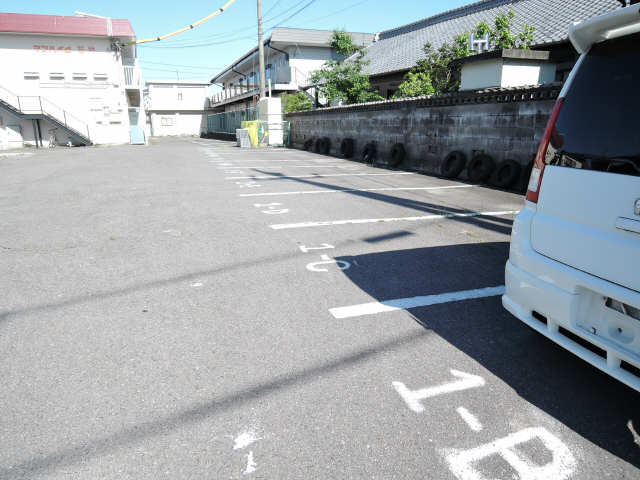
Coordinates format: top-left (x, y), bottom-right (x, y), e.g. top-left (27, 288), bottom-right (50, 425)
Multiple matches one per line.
top-left (394, 11), bottom-right (536, 98)
top-left (330, 29), bottom-right (356, 56)
top-left (281, 92), bottom-right (313, 113)
top-left (310, 31), bottom-right (382, 105)
top-left (490, 10), bottom-right (536, 49)
top-left (394, 34), bottom-right (470, 98)
top-left (393, 71), bottom-right (435, 98)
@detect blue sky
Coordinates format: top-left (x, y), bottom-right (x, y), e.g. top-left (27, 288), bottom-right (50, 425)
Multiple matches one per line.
top-left (4, 0), bottom-right (472, 83)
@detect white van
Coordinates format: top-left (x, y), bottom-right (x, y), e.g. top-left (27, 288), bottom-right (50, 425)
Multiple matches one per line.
top-left (502, 5), bottom-right (640, 392)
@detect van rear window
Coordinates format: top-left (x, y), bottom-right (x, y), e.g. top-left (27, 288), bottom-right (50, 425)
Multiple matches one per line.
top-left (549, 32), bottom-right (640, 177)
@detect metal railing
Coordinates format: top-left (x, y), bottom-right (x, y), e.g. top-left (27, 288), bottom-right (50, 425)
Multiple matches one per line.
top-left (123, 65), bottom-right (141, 88)
top-left (210, 67), bottom-right (316, 106)
top-left (0, 85), bottom-right (91, 141)
top-left (207, 108), bottom-right (257, 134)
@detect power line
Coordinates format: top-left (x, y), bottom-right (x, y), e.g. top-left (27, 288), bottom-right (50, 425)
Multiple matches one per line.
top-left (139, 0), bottom-right (310, 48)
top-left (271, 0), bottom-right (317, 27)
top-left (130, 0), bottom-right (238, 45)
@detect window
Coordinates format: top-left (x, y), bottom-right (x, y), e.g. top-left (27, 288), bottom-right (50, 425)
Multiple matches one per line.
top-left (178, 92), bottom-right (183, 101)
top-left (94, 73), bottom-right (108, 82)
top-left (549, 32), bottom-right (640, 177)
top-left (49, 72), bottom-right (64, 81)
top-left (72, 73), bottom-right (88, 81)
top-left (24, 72), bottom-right (39, 80)
top-left (161, 116), bottom-right (174, 126)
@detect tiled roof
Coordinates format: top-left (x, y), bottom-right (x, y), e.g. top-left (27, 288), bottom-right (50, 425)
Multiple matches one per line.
top-left (0, 12), bottom-right (135, 38)
top-left (362, 0), bottom-right (620, 77)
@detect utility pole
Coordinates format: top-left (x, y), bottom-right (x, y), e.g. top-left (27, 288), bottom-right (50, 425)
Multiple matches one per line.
top-left (257, 0), bottom-right (266, 98)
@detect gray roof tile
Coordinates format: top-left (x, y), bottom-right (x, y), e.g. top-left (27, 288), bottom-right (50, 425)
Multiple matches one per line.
top-left (362, 0), bottom-right (620, 76)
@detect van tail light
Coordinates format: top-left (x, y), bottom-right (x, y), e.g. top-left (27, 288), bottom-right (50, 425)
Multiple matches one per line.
top-left (526, 98), bottom-right (564, 203)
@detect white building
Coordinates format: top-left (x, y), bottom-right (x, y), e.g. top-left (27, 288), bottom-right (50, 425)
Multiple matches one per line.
top-left (209, 28), bottom-right (375, 113)
top-left (0, 12), bottom-right (146, 149)
top-left (145, 80), bottom-right (210, 137)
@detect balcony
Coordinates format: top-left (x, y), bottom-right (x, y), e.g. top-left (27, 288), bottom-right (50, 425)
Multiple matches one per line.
top-left (210, 67), bottom-right (313, 108)
top-left (123, 65), bottom-right (141, 89)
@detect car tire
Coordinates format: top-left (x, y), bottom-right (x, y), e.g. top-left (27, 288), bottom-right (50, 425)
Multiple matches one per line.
top-left (314, 138), bottom-right (324, 153)
top-left (340, 138), bottom-right (355, 158)
top-left (390, 143), bottom-right (405, 167)
top-left (303, 139), bottom-right (314, 151)
top-left (491, 160), bottom-right (522, 188)
top-left (362, 143), bottom-right (376, 164)
top-left (441, 151), bottom-right (467, 178)
top-left (321, 137), bottom-right (331, 155)
top-left (467, 153), bottom-right (495, 183)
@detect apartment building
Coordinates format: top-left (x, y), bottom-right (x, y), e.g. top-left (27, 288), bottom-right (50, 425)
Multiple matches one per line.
top-left (209, 27), bottom-right (375, 113)
top-left (0, 12), bottom-right (146, 148)
top-left (145, 80), bottom-right (210, 137)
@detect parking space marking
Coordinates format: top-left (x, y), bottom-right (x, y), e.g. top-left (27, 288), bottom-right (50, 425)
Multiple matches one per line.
top-left (456, 407), bottom-right (483, 432)
top-left (219, 165), bottom-right (351, 169)
top-left (226, 172), bottom-right (414, 180)
top-left (299, 243), bottom-right (334, 253)
top-left (328, 285), bottom-right (505, 319)
top-left (392, 371), bottom-right (485, 413)
top-left (306, 254), bottom-right (351, 272)
top-left (270, 211), bottom-right (518, 230)
top-left (240, 185), bottom-right (475, 197)
top-left (443, 427), bottom-right (576, 480)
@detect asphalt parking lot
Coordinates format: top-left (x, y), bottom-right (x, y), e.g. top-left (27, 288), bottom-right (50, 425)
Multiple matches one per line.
top-left (1, 137), bottom-right (639, 479)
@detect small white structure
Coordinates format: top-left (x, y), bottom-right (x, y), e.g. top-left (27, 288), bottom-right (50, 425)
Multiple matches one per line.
top-left (458, 49), bottom-right (556, 91)
top-left (0, 12), bottom-right (146, 148)
top-left (145, 80), bottom-right (210, 137)
top-left (257, 97), bottom-right (283, 146)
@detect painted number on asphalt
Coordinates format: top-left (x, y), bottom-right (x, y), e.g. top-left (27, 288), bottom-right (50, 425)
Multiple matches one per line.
top-left (299, 243), bottom-right (335, 253)
top-left (443, 427), bottom-right (576, 480)
top-left (392, 370), bottom-right (485, 413)
top-left (306, 254), bottom-right (351, 272)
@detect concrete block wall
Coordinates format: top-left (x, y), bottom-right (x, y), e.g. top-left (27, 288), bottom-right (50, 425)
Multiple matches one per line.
top-left (286, 85), bottom-right (560, 190)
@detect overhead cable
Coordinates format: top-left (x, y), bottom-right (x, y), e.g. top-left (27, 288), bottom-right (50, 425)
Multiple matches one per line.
top-left (127, 0), bottom-right (238, 45)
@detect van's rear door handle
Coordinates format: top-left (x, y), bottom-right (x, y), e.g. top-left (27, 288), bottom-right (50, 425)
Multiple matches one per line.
top-left (616, 217), bottom-right (640, 234)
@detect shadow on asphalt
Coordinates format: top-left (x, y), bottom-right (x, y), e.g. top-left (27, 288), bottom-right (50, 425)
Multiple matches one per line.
top-left (0, 329), bottom-right (431, 479)
top-left (334, 241), bottom-right (640, 468)
top-left (250, 169), bottom-right (514, 235)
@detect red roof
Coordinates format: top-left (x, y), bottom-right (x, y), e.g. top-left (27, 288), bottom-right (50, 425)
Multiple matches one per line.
top-left (0, 12), bottom-right (135, 38)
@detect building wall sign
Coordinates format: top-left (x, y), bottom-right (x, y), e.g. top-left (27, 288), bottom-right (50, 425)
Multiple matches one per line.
top-left (34, 45), bottom-right (96, 53)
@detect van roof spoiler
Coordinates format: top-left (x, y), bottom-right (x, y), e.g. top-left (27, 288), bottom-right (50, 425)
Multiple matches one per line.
top-left (569, 4), bottom-right (640, 53)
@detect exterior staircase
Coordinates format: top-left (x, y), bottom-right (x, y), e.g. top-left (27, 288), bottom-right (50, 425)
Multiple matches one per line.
top-left (0, 85), bottom-right (92, 146)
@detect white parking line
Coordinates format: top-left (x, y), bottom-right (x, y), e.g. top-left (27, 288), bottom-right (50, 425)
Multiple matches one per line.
top-left (240, 185), bottom-right (475, 197)
top-left (221, 165), bottom-right (354, 169)
top-left (328, 285), bottom-right (506, 319)
top-left (226, 172), bottom-right (414, 180)
top-left (456, 407), bottom-right (483, 432)
top-left (270, 210), bottom-right (518, 230)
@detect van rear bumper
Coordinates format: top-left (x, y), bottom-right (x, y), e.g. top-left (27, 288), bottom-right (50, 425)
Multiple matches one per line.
top-left (504, 205), bottom-right (640, 393)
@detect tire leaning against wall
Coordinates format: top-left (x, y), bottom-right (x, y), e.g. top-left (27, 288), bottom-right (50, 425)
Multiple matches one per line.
top-left (467, 153), bottom-right (495, 183)
top-left (321, 137), bottom-right (331, 155)
top-left (362, 143), bottom-right (377, 164)
top-left (340, 138), bottom-right (355, 158)
top-left (440, 151), bottom-right (467, 178)
top-left (314, 138), bottom-right (324, 153)
top-left (303, 139), bottom-right (314, 151)
top-left (389, 143), bottom-right (405, 168)
top-left (490, 159), bottom-right (522, 189)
